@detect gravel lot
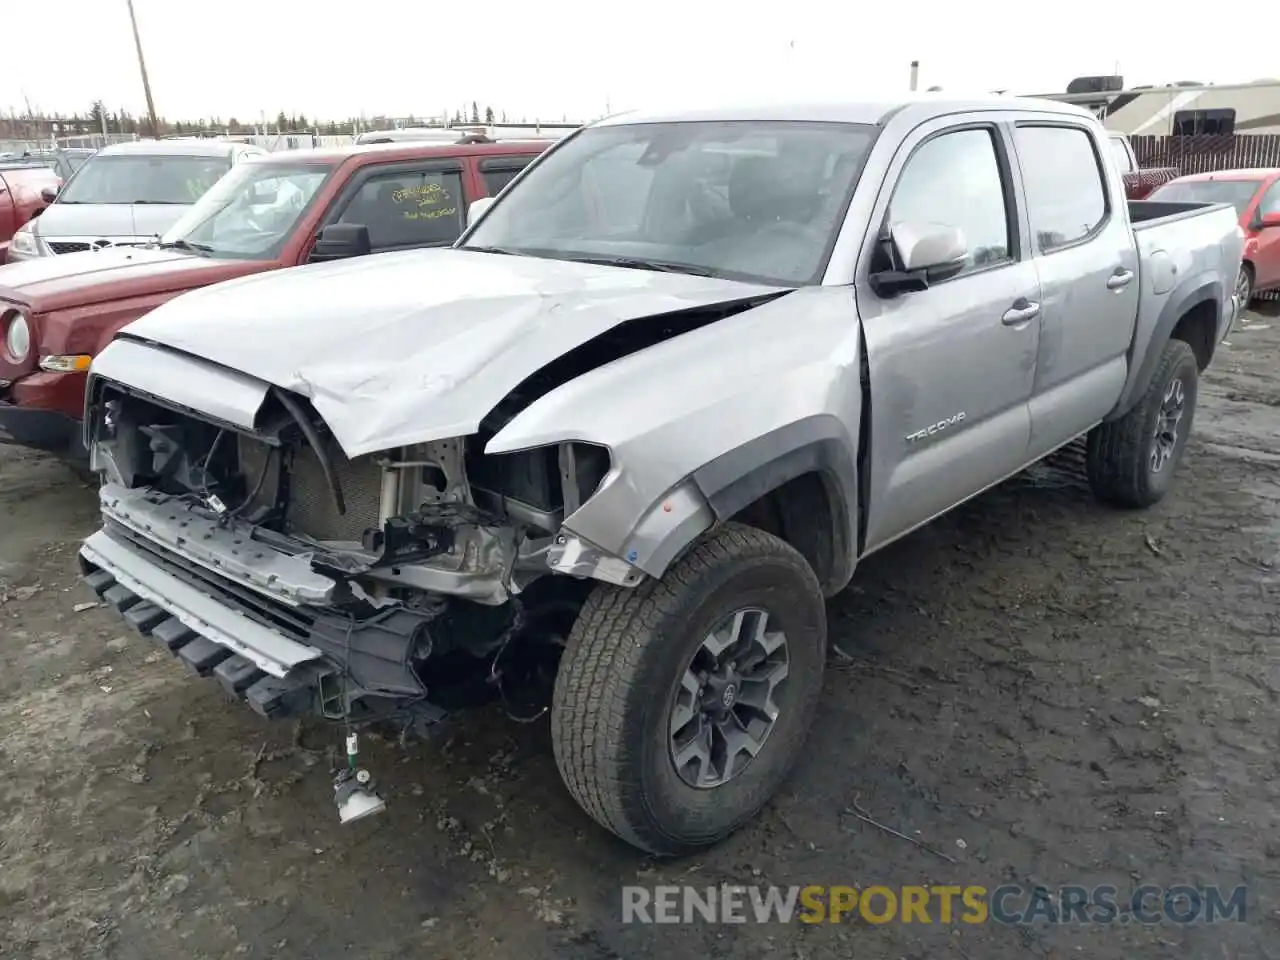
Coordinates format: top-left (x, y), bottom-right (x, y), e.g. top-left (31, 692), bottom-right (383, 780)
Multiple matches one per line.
top-left (2, 306), bottom-right (1278, 960)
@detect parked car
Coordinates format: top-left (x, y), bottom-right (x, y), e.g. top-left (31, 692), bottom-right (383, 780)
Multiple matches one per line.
top-left (1145, 168), bottom-right (1280, 306)
top-left (0, 163), bottom-right (60, 263)
top-left (0, 146), bottom-right (95, 183)
top-left (76, 96), bottom-right (1242, 856)
top-left (0, 137), bottom-right (552, 459)
top-left (1107, 132), bottom-right (1179, 199)
top-left (49, 147), bottom-right (98, 181)
top-left (5, 139), bottom-right (266, 261)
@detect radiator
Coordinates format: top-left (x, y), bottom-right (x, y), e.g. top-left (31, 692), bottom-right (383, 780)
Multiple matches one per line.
top-left (238, 435), bottom-right (383, 542)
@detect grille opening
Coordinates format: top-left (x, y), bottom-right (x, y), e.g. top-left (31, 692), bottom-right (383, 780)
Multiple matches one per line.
top-left (237, 433), bottom-right (383, 543)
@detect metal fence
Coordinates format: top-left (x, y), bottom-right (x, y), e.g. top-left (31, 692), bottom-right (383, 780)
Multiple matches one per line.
top-left (1131, 134), bottom-right (1280, 173)
top-left (1, 134), bottom-right (139, 155)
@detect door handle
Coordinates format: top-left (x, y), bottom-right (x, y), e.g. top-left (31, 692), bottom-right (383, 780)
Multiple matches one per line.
top-left (1107, 268), bottom-right (1135, 290)
top-left (1002, 299), bottom-right (1041, 325)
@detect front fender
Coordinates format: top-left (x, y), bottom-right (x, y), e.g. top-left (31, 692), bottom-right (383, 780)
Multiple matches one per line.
top-left (485, 287), bottom-right (863, 585)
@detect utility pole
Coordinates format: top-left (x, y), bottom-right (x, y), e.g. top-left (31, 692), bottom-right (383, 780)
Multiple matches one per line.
top-left (125, 0), bottom-right (160, 139)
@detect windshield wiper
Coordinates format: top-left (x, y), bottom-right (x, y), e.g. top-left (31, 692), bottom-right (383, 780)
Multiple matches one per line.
top-left (156, 239), bottom-right (214, 254)
top-left (461, 244), bottom-right (530, 257)
top-left (563, 255), bottom-right (714, 277)
top-left (132, 200), bottom-right (186, 205)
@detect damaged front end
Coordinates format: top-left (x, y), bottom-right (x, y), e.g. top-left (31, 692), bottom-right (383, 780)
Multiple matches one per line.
top-left (78, 369), bottom-right (624, 733)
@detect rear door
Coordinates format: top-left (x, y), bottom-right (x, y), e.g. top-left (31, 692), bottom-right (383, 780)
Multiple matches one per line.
top-left (857, 115), bottom-right (1042, 552)
top-left (319, 158), bottom-right (469, 254)
top-left (1250, 177), bottom-right (1280, 290)
top-left (1012, 122), bottom-right (1140, 457)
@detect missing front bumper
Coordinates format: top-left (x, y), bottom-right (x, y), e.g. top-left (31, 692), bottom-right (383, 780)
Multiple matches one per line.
top-left (79, 522), bottom-right (443, 719)
top-left (80, 537), bottom-right (318, 718)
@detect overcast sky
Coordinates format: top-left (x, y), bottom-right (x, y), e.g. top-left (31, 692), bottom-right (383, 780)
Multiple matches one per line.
top-left (4, 0), bottom-right (1267, 125)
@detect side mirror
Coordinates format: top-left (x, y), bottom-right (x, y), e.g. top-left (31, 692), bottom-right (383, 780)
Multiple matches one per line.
top-left (309, 223), bottom-right (372, 263)
top-left (467, 197), bottom-right (496, 227)
top-left (40, 185), bottom-right (59, 204)
top-left (1257, 211), bottom-right (1280, 230)
top-left (870, 222), bottom-right (969, 296)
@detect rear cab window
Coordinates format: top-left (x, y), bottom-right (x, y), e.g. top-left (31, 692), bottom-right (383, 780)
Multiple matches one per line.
top-left (1013, 125), bottom-right (1109, 253)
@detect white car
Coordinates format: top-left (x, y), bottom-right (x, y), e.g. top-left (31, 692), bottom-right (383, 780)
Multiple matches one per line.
top-left (7, 139), bottom-right (266, 260)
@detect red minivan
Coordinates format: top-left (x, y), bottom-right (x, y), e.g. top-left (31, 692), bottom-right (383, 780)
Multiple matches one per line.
top-left (1146, 169), bottom-right (1280, 307)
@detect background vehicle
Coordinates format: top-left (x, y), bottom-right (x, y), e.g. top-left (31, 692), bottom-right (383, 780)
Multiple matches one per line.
top-left (1107, 132), bottom-right (1179, 199)
top-left (0, 163), bottom-right (59, 263)
top-left (354, 128), bottom-right (565, 145)
top-left (0, 146), bottom-right (96, 183)
top-left (5, 139), bottom-right (266, 261)
top-left (76, 97), bottom-right (1242, 857)
top-left (49, 147), bottom-right (98, 181)
top-left (0, 138), bottom-right (552, 459)
top-left (1146, 168), bottom-right (1280, 306)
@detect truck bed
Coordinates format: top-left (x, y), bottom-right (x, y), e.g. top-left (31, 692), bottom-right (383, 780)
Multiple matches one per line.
top-left (1118, 197), bottom-right (1242, 416)
top-left (1128, 199), bottom-right (1232, 229)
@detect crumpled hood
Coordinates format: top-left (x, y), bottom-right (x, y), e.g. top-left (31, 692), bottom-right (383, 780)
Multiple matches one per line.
top-left (117, 247), bottom-right (783, 457)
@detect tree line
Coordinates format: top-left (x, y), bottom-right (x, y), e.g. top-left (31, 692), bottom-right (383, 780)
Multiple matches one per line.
top-left (1, 100), bottom-right (561, 142)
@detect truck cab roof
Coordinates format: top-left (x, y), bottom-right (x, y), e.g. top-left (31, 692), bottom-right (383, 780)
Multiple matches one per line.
top-left (596, 94), bottom-right (1095, 128)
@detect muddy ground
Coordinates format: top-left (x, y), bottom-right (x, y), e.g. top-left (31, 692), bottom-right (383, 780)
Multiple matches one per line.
top-left (2, 307), bottom-right (1278, 960)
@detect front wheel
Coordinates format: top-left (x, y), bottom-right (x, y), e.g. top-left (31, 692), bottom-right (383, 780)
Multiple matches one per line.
top-left (1236, 264), bottom-right (1253, 314)
top-left (1086, 339), bottom-right (1198, 508)
top-left (550, 522), bottom-right (827, 856)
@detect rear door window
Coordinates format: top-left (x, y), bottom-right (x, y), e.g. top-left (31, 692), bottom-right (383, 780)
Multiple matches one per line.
top-left (334, 165), bottom-right (467, 250)
top-left (479, 156), bottom-right (536, 196)
top-left (1014, 125), bottom-right (1109, 253)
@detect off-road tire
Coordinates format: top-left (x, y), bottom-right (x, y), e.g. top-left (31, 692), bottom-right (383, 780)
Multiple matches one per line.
top-left (1086, 338), bottom-right (1198, 508)
top-left (551, 522), bottom-right (826, 856)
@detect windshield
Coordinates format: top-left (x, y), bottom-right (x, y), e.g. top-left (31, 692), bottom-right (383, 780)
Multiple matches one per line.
top-left (1108, 137), bottom-right (1134, 174)
top-left (158, 160), bottom-right (335, 259)
top-left (58, 153), bottom-right (232, 205)
top-left (461, 120), bottom-right (878, 285)
top-left (1147, 179), bottom-right (1263, 219)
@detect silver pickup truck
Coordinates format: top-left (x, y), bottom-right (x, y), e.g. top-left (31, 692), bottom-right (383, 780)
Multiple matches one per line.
top-left (73, 95), bottom-right (1243, 856)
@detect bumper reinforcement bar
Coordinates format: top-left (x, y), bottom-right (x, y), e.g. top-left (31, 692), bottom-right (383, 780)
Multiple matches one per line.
top-left (80, 530), bottom-right (323, 718)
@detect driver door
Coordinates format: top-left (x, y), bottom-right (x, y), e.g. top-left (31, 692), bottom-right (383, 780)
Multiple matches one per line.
top-left (857, 117), bottom-right (1041, 552)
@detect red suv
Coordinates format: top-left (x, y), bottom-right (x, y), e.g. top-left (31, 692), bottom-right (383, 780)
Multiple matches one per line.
top-left (1146, 169), bottom-right (1280, 307)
